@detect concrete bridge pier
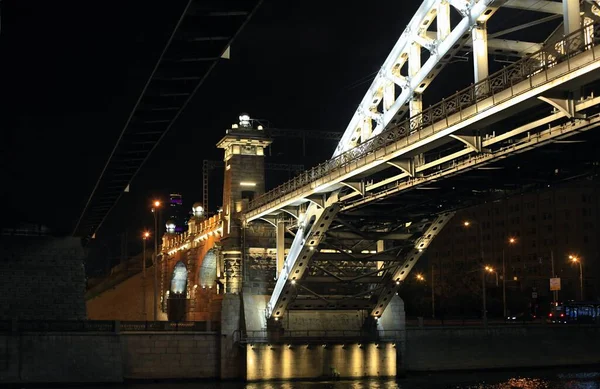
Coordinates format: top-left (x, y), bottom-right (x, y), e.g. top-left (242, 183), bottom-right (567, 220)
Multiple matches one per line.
top-left (237, 293), bottom-right (406, 381)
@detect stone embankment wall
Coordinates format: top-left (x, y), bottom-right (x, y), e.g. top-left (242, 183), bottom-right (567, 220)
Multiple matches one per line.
top-left (403, 324), bottom-right (600, 371)
top-left (0, 236), bottom-right (86, 320)
top-left (0, 328), bottom-right (219, 384)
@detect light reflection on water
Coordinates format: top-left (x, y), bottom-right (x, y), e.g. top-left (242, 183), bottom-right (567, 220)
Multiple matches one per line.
top-left (74, 368), bottom-right (600, 389)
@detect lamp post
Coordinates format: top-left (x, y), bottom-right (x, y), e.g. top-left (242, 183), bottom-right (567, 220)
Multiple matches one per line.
top-left (569, 255), bottom-right (584, 300)
top-left (501, 237), bottom-right (516, 318)
top-left (416, 273), bottom-right (426, 317)
top-left (464, 220), bottom-right (486, 324)
top-left (431, 264), bottom-right (435, 319)
top-left (151, 200), bottom-right (161, 321)
top-left (142, 231), bottom-right (150, 320)
top-left (485, 266), bottom-right (499, 286)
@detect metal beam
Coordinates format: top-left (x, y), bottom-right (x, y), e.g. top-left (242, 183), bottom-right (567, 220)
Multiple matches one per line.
top-left (267, 194), bottom-right (341, 319)
top-left (472, 22), bottom-right (489, 95)
top-left (333, 0), bottom-right (498, 157)
top-left (488, 15), bottom-right (563, 39)
top-left (369, 212), bottom-right (455, 318)
top-left (563, 0), bottom-right (582, 35)
top-left (503, 0), bottom-right (563, 14)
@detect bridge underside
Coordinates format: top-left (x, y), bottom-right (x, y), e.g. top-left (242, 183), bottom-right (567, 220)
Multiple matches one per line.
top-left (249, 29), bottom-right (600, 322)
top-left (253, 119), bottom-right (599, 315)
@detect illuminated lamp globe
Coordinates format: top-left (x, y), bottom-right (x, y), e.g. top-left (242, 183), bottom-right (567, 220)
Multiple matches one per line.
top-left (165, 220), bottom-right (176, 234)
top-left (192, 202), bottom-right (204, 218)
top-left (239, 113), bottom-right (251, 128)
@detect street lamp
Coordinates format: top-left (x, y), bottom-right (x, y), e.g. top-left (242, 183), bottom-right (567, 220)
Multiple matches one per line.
top-left (142, 231), bottom-right (150, 320)
top-left (464, 220), bottom-right (486, 324)
top-left (430, 264), bottom-right (435, 319)
top-left (151, 200), bottom-right (162, 321)
top-left (569, 255), bottom-right (584, 300)
top-left (485, 266), bottom-right (499, 286)
top-left (502, 237), bottom-right (516, 318)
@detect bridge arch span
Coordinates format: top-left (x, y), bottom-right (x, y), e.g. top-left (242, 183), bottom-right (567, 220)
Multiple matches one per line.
top-left (199, 248), bottom-right (218, 288)
top-left (170, 261), bottom-right (188, 295)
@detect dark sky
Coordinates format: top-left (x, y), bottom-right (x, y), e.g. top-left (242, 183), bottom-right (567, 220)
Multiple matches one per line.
top-left (0, 1), bottom-right (549, 263)
top-left (0, 1), bottom-right (416, 237)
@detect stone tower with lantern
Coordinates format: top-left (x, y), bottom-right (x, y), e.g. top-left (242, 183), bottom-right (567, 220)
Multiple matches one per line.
top-left (216, 113), bottom-right (272, 293)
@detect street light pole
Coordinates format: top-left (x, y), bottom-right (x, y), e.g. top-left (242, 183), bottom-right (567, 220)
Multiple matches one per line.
top-left (482, 266), bottom-right (487, 323)
top-left (579, 261), bottom-right (583, 300)
top-left (550, 250), bottom-right (557, 305)
top-left (431, 264), bottom-right (435, 319)
top-left (502, 249), bottom-right (506, 317)
top-left (464, 220), bottom-right (487, 324)
top-left (142, 231), bottom-right (150, 320)
top-left (569, 255), bottom-right (584, 300)
top-left (152, 200), bottom-right (161, 321)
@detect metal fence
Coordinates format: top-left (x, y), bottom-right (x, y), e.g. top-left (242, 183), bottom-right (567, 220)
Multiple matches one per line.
top-left (405, 317), bottom-right (600, 327)
top-left (0, 320), bottom-right (219, 333)
top-left (246, 23), bottom-right (599, 215)
top-left (238, 329), bottom-right (404, 343)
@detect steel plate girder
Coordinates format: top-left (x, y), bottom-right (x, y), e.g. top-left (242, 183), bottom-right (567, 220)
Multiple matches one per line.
top-left (333, 0), bottom-right (498, 158)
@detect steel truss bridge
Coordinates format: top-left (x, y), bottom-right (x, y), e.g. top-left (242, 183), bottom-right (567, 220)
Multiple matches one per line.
top-left (73, 0), bottom-right (600, 326)
top-left (242, 0), bottom-right (600, 323)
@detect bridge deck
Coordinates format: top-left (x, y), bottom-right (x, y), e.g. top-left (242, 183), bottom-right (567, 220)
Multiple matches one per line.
top-left (245, 25), bottom-right (600, 222)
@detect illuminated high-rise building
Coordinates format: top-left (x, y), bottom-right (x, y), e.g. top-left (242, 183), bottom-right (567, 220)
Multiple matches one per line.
top-left (167, 193), bottom-right (187, 233)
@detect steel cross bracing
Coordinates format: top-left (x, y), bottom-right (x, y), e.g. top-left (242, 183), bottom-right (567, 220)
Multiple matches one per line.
top-left (255, 19), bottom-right (600, 320)
top-left (333, 0), bottom-right (505, 158)
top-left (72, 0), bottom-right (263, 241)
top-left (247, 24), bottom-right (600, 221)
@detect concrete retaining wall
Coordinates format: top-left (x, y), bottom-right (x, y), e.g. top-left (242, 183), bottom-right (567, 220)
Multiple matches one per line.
top-left (0, 333), bottom-right (122, 383)
top-left (404, 324), bottom-right (600, 371)
top-left (0, 331), bottom-right (220, 384)
top-left (122, 333), bottom-right (219, 379)
top-left (0, 236), bottom-right (86, 320)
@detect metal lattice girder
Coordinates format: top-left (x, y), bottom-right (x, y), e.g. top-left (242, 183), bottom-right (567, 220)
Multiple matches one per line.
top-left (369, 212), bottom-right (455, 318)
top-left (246, 24), bottom-right (600, 222)
top-left (333, 0), bottom-right (502, 157)
top-left (73, 0), bottom-right (263, 241)
top-left (343, 103), bottom-right (600, 211)
top-left (266, 193), bottom-right (342, 319)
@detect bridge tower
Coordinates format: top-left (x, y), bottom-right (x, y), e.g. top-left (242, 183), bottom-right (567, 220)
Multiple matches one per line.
top-left (217, 114), bottom-right (272, 294)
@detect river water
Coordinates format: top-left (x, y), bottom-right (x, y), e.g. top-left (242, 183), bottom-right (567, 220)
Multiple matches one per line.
top-left (66, 367), bottom-right (600, 389)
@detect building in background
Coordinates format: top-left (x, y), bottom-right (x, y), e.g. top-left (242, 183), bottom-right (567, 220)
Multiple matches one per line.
top-left (425, 179), bottom-right (600, 317)
top-left (167, 193), bottom-right (188, 233)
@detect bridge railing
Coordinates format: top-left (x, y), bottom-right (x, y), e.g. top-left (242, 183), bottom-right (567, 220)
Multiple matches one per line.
top-left (0, 320), bottom-right (219, 333)
top-left (239, 329), bottom-right (404, 343)
top-left (406, 317), bottom-right (600, 327)
top-left (246, 23), bottom-right (598, 215)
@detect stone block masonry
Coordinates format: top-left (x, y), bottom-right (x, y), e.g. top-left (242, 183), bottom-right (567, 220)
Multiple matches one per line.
top-left (0, 333), bottom-right (122, 383)
top-left (0, 327), bottom-right (220, 384)
top-left (0, 236), bottom-right (86, 320)
top-left (121, 333), bottom-right (219, 379)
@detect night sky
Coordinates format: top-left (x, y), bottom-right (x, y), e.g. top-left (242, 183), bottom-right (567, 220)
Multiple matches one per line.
top-left (1, 1), bottom-right (543, 266)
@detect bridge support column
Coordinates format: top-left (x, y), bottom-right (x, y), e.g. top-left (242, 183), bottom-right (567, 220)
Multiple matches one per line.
top-left (223, 249), bottom-right (242, 294)
top-left (409, 42), bottom-right (422, 118)
top-left (376, 240), bottom-right (385, 276)
top-left (563, 0), bottom-right (581, 36)
top-left (276, 220), bottom-right (285, 280)
top-left (472, 22), bottom-right (489, 95)
top-left (220, 293), bottom-right (242, 380)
